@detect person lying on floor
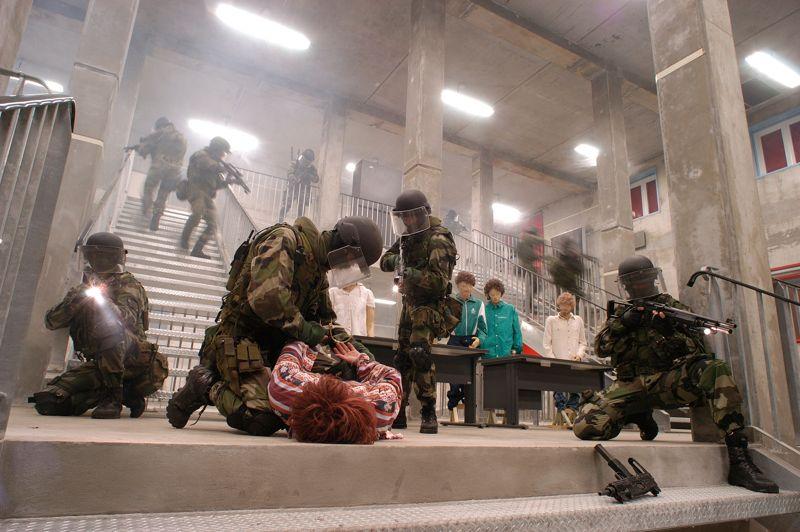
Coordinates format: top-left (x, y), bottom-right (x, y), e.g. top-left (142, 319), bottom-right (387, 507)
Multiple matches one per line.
top-left (269, 341), bottom-right (404, 443)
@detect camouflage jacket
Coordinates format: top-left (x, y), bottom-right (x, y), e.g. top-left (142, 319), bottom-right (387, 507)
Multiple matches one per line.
top-left (45, 272), bottom-right (149, 357)
top-left (287, 160), bottom-right (319, 187)
top-left (379, 217), bottom-right (457, 307)
top-left (218, 217), bottom-right (352, 360)
top-left (595, 293), bottom-right (707, 379)
top-left (136, 126), bottom-right (187, 169)
top-left (187, 148), bottom-right (227, 198)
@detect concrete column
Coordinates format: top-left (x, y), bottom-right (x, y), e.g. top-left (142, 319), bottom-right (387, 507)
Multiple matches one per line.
top-left (471, 149), bottom-right (494, 234)
top-left (592, 70), bottom-right (635, 295)
top-left (403, 0), bottom-right (445, 216)
top-left (317, 98), bottom-right (346, 229)
top-left (17, 0), bottom-right (139, 400)
top-left (648, 0), bottom-right (796, 442)
top-left (0, 0), bottom-right (33, 94)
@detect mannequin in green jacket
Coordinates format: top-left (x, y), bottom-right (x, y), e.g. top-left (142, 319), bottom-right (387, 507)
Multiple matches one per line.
top-left (482, 278), bottom-right (523, 358)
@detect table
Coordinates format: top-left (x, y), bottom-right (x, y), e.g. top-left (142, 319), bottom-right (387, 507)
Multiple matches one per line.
top-left (481, 355), bottom-right (611, 428)
top-left (355, 336), bottom-right (486, 424)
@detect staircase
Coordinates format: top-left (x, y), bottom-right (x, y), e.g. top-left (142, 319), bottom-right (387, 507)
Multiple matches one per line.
top-left (114, 197), bottom-right (227, 402)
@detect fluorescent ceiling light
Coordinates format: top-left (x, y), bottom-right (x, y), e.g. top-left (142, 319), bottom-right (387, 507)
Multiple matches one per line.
top-left (492, 202), bottom-right (522, 225)
top-left (745, 51), bottom-right (800, 89)
top-left (44, 79), bottom-right (64, 93)
top-left (374, 298), bottom-right (397, 306)
top-left (441, 89), bottom-right (494, 118)
top-left (215, 3), bottom-right (310, 51)
top-left (574, 143), bottom-right (599, 165)
top-left (187, 119), bottom-right (259, 152)
top-left (345, 162), bottom-right (357, 172)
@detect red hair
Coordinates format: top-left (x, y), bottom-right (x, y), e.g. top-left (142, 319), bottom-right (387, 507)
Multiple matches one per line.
top-left (289, 375), bottom-right (378, 444)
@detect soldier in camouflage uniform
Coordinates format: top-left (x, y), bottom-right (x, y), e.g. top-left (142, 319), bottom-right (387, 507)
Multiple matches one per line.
top-left (167, 216), bottom-right (384, 436)
top-left (130, 117), bottom-right (187, 232)
top-left (573, 255), bottom-right (779, 493)
top-left (547, 238), bottom-right (584, 302)
top-left (180, 136), bottom-right (231, 259)
top-left (380, 190), bottom-right (458, 434)
top-left (279, 148), bottom-right (319, 221)
top-left (29, 233), bottom-right (168, 419)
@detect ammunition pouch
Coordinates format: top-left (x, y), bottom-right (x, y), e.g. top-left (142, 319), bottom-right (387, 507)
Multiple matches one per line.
top-left (215, 335), bottom-right (264, 394)
top-left (408, 344), bottom-right (433, 372)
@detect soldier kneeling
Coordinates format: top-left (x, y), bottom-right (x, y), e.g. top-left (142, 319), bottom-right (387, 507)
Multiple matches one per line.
top-left (30, 232), bottom-right (168, 419)
top-left (573, 256), bottom-right (778, 494)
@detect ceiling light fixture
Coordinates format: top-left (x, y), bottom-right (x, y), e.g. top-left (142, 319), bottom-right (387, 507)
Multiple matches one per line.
top-left (574, 143), bottom-right (599, 165)
top-left (44, 79), bottom-right (64, 93)
top-left (345, 162), bottom-right (357, 172)
top-left (187, 119), bottom-right (259, 152)
top-left (215, 3), bottom-right (310, 51)
top-left (441, 89), bottom-right (494, 118)
top-left (374, 298), bottom-right (397, 306)
top-left (492, 202), bottom-right (522, 225)
top-left (745, 51), bottom-right (800, 89)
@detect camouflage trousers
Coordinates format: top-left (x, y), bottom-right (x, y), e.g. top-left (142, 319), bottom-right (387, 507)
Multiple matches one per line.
top-left (40, 346), bottom-right (168, 416)
top-left (573, 355), bottom-right (744, 440)
top-left (394, 303), bottom-right (441, 410)
top-left (183, 192), bottom-right (217, 246)
top-left (142, 164), bottom-right (181, 217)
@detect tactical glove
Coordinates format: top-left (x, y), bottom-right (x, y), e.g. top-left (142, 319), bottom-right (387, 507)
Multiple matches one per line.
top-left (620, 306), bottom-right (645, 329)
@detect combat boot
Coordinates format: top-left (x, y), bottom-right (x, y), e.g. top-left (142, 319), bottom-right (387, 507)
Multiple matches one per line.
top-left (726, 430), bottom-right (779, 493)
top-left (392, 406), bottom-right (407, 429)
top-left (179, 225), bottom-right (191, 250)
top-left (167, 366), bottom-right (215, 428)
top-left (628, 411), bottom-right (659, 441)
top-left (190, 239), bottom-right (211, 259)
top-left (123, 386), bottom-right (147, 418)
top-left (420, 405), bottom-right (438, 434)
top-left (149, 213), bottom-right (161, 232)
top-left (92, 389), bottom-right (123, 419)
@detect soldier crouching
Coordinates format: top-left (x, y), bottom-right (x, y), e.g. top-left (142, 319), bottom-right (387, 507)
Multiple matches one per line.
top-left (30, 232), bottom-right (168, 419)
top-left (573, 255), bottom-right (778, 494)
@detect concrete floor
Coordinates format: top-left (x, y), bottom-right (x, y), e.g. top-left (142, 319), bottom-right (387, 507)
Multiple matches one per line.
top-left (5, 405), bottom-right (696, 448)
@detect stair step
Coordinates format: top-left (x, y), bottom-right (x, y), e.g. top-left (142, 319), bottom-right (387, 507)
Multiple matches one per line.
top-left (148, 328), bottom-right (206, 343)
top-left (116, 228), bottom-right (220, 252)
top-left (117, 235), bottom-right (222, 259)
top-left (136, 274), bottom-right (227, 296)
top-left (120, 202), bottom-right (193, 219)
top-left (147, 312), bottom-right (216, 330)
top-left (6, 485), bottom-right (798, 531)
top-left (117, 212), bottom-right (205, 232)
top-left (124, 244), bottom-right (222, 266)
top-left (127, 257), bottom-right (226, 276)
top-left (146, 286), bottom-right (221, 307)
top-left (149, 298), bottom-right (220, 316)
top-left (128, 264), bottom-right (227, 285)
top-left (124, 197), bottom-right (192, 217)
top-left (115, 218), bottom-right (210, 237)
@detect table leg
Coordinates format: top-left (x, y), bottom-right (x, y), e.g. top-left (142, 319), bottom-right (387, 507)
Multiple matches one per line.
top-left (505, 362), bottom-right (520, 426)
top-left (465, 359), bottom-right (477, 424)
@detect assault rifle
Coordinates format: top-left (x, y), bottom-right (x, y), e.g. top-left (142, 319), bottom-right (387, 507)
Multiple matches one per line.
top-left (220, 161), bottom-right (251, 194)
top-left (595, 445), bottom-right (661, 503)
top-left (607, 299), bottom-right (736, 336)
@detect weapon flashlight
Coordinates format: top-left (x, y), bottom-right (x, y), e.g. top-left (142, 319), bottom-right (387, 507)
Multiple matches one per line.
top-left (85, 286), bottom-right (106, 305)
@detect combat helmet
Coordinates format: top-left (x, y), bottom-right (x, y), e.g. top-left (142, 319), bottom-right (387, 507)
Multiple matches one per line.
top-left (391, 189), bottom-right (431, 236)
top-left (325, 216), bottom-right (383, 288)
top-left (209, 136), bottom-right (231, 155)
top-left (81, 232), bottom-right (126, 273)
top-left (617, 255), bottom-right (661, 300)
top-left (155, 117), bottom-right (171, 129)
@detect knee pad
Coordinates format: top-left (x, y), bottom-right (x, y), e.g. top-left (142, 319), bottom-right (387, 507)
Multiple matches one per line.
top-left (30, 390), bottom-right (74, 416)
top-left (408, 344), bottom-right (433, 372)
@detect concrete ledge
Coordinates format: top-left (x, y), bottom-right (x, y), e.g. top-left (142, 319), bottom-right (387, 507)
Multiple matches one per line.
top-left (0, 407), bottom-right (733, 518)
top-left (2, 486), bottom-right (798, 531)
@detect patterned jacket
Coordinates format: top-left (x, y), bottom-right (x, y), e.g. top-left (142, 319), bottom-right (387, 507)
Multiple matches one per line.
top-left (187, 148), bottom-right (227, 198)
top-left (45, 272), bottom-right (149, 357)
top-left (595, 293), bottom-right (707, 379)
top-left (268, 341), bottom-right (402, 432)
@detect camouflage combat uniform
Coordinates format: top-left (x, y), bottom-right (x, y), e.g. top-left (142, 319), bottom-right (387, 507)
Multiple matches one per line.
top-left (207, 217), bottom-right (370, 421)
top-left (181, 148), bottom-right (227, 249)
top-left (136, 125), bottom-right (187, 217)
top-left (380, 216), bottom-right (458, 410)
top-left (37, 272), bottom-right (168, 415)
top-left (279, 160), bottom-right (319, 221)
top-left (573, 293), bottom-right (744, 440)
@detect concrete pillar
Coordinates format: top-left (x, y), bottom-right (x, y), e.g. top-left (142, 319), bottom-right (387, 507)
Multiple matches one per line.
top-left (592, 70), bottom-right (635, 295)
top-left (17, 0), bottom-right (139, 400)
top-left (648, 0), bottom-right (796, 442)
top-left (403, 0), bottom-right (445, 216)
top-left (317, 98), bottom-right (346, 229)
top-left (471, 149), bottom-right (494, 234)
top-left (0, 0), bottom-right (33, 94)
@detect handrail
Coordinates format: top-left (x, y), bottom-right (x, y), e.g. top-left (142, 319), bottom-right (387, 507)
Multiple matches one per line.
top-left (688, 268), bottom-right (800, 307)
top-left (0, 67), bottom-right (53, 96)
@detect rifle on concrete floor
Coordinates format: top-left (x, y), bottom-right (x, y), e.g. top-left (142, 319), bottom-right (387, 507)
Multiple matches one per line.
top-left (220, 161), bottom-right (251, 194)
top-left (595, 444), bottom-right (661, 503)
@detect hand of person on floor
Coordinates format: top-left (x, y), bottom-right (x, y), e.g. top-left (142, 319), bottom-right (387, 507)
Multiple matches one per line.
top-left (379, 430), bottom-right (404, 440)
top-left (332, 342), bottom-right (361, 365)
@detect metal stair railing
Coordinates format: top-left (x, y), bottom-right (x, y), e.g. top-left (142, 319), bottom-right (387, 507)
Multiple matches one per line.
top-left (0, 86), bottom-right (76, 439)
top-left (216, 183), bottom-right (259, 268)
top-left (228, 166), bottom-right (319, 228)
